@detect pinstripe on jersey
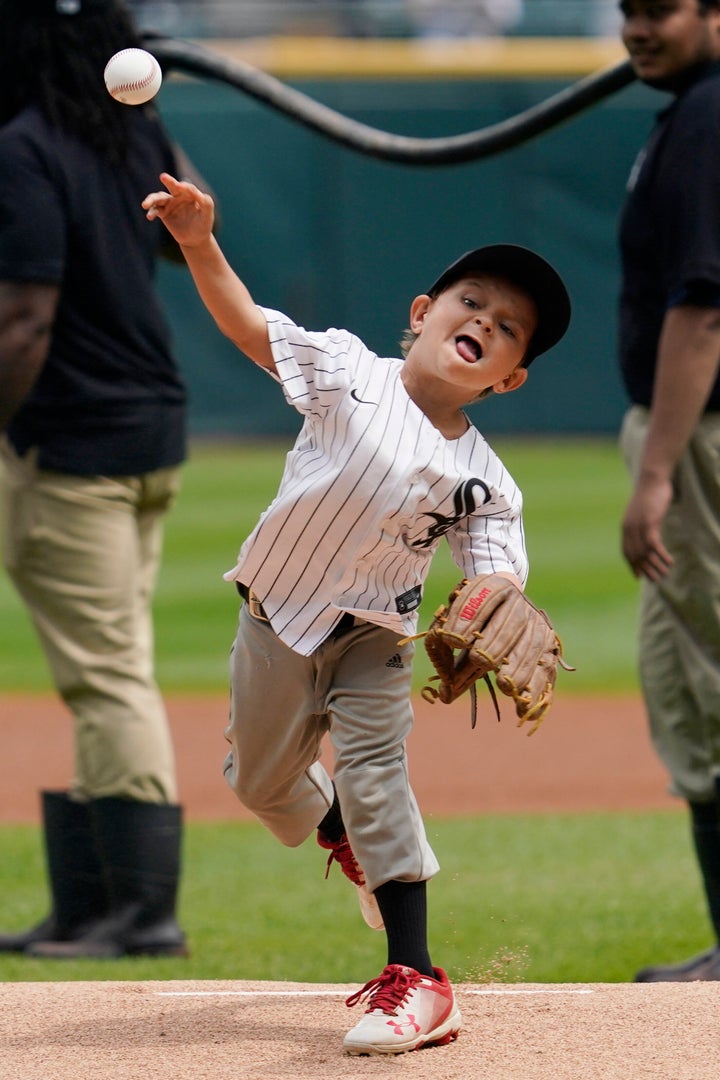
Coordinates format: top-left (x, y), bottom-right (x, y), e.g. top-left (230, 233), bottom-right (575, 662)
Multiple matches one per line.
top-left (223, 308), bottom-right (529, 655)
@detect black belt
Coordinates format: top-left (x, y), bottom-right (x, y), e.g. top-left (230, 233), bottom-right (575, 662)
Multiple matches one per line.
top-left (238, 583), bottom-right (357, 637)
top-left (332, 611), bottom-right (357, 636)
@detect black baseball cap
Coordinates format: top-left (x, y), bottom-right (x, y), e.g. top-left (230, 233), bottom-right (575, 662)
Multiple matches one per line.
top-left (427, 244), bottom-right (571, 364)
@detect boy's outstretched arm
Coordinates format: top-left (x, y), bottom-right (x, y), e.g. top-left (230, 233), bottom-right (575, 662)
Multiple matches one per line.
top-left (142, 173), bottom-right (274, 371)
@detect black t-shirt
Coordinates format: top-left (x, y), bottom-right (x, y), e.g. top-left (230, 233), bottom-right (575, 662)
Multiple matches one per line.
top-left (0, 105), bottom-right (187, 474)
top-left (619, 60), bottom-right (720, 410)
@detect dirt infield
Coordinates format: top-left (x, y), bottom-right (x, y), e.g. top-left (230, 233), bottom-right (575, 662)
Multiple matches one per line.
top-left (2, 978), bottom-right (719, 1079)
top-left (0, 691), bottom-right (677, 823)
top-left (3, 691), bottom-right (704, 1080)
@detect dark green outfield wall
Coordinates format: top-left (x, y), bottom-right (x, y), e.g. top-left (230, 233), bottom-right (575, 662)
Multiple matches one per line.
top-left (154, 72), bottom-right (659, 438)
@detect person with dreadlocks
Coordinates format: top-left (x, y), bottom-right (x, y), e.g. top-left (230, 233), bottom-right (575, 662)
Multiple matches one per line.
top-left (0, 0), bottom-right (210, 959)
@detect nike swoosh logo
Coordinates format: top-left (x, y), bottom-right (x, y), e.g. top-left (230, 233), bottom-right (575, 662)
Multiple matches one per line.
top-left (350, 388), bottom-right (378, 405)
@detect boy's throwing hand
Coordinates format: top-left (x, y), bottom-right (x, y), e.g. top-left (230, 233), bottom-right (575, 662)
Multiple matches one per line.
top-left (142, 173), bottom-right (215, 248)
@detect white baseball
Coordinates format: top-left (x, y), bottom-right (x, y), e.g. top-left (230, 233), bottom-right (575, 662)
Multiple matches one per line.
top-left (104, 48), bottom-right (162, 106)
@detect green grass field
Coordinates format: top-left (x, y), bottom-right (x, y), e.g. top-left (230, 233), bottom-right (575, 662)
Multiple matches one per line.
top-left (2, 437), bottom-right (694, 988)
top-left (0, 436), bottom-right (638, 694)
top-left (0, 810), bottom-right (706, 986)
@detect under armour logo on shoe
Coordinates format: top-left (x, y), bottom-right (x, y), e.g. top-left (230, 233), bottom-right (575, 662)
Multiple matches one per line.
top-left (387, 1015), bottom-right (421, 1036)
top-left (386, 654), bottom-right (404, 669)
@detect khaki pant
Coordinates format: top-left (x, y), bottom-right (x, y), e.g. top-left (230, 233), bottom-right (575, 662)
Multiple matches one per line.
top-left (620, 406), bottom-right (720, 802)
top-left (0, 438), bottom-right (180, 803)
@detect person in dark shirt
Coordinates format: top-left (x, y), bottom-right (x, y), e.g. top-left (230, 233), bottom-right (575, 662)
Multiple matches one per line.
top-left (618, 0), bottom-right (720, 982)
top-left (0, 0), bottom-right (208, 958)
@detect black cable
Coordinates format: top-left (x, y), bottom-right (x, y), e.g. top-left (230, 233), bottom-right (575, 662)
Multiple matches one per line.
top-left (147, 35), bottom-right (636, 166)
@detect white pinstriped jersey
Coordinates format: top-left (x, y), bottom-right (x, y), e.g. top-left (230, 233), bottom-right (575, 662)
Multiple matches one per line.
top-left (223, 307), bottom-right (529, 655)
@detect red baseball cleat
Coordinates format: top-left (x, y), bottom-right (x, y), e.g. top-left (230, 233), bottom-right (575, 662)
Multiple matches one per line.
top-left (343, 964), bottom-right (461, 1055)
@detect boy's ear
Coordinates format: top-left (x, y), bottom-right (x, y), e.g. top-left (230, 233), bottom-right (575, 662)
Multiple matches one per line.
top-left (493, 367), bottom-right (529, 395)
top-left (409, 294), bottom-right (432, 332)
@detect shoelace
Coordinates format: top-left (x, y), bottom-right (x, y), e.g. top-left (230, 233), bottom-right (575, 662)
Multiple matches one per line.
top-left (322, 836), bottom-right (366, 888)
top-left (345, 966), bottom-right (419, 1012)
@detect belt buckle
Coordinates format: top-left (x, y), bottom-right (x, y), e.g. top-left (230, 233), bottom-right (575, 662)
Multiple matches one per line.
top-left (248, 591), bottom-right (269, 622)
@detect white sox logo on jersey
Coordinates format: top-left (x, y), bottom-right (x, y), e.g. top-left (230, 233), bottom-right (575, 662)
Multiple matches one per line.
top-left (412, 479), bottom-right (491, 549)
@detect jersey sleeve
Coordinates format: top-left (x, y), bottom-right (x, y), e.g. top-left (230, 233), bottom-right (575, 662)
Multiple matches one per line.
top-left (0, 126), bottom-right (65, 283)
top-left (259, 306), bottom-right (372, 417)
top-left (447, 505), bottom-right (529, 587)
top-left (443, 432), bottom-right (529, 586)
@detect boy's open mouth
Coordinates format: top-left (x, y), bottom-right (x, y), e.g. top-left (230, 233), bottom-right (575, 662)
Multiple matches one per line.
top-left (456, 335), bottom-right (482, 363)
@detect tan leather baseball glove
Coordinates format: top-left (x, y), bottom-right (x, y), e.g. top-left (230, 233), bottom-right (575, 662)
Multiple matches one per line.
top-left (418, 573), bottom-right (572, 735)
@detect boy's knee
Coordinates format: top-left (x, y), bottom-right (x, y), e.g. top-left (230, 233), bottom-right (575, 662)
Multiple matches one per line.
top-left (223, 759), bottom-right (273, 818)
top-left (223, 758), bottom-right (318, 849)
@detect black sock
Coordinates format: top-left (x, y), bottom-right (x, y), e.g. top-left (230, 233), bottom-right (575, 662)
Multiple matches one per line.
top-left (690, 799), bottom-right (720, 943)
top-left (317, 787), bottom-right (345, 842)
top-left (375, 879), bottom-right (434, 977)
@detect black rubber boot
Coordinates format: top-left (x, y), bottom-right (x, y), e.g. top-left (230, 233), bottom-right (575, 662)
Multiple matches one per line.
top-left (0, 791), bottom-right (108, 953)
top-left (634, 797), bottom-right (720, 982)
top-left (29, 798), bottom-right (188, 959)
top-left (691, 797), bottom-right (720, 941)
top-left (634, 946), bottom-right (720, 982)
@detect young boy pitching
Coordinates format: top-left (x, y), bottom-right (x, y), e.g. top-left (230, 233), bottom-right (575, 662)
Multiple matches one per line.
top-left (143, 174), bottom-right (571, 1055)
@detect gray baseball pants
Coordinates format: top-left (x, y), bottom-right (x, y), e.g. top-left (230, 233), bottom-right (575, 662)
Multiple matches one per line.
top-left (224, 602), bottom-right (440, 893)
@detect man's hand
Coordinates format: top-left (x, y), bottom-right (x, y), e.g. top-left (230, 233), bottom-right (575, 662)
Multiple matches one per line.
top-left (621, 473), bottom-right (674, 581)
top-left (0, 281), bottom-right (58, 431)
